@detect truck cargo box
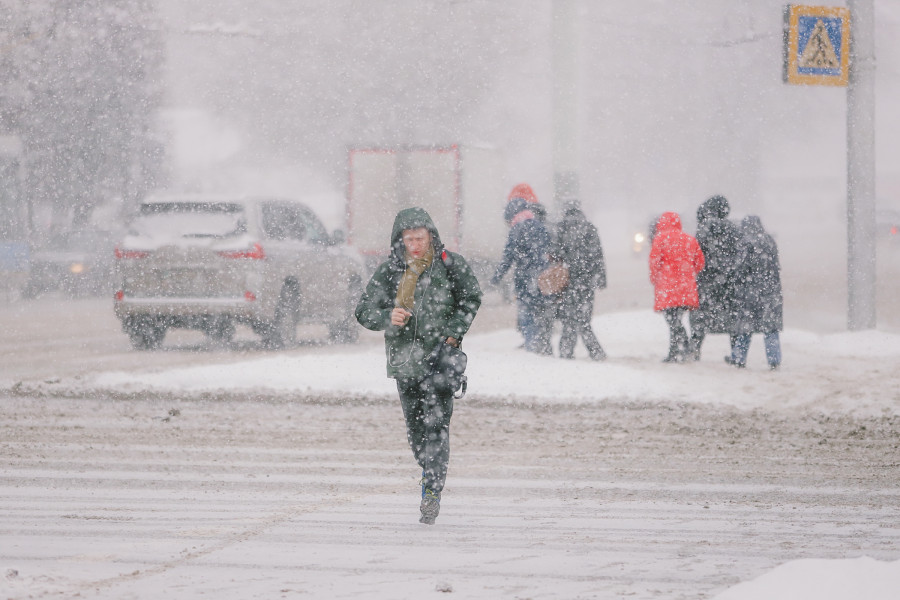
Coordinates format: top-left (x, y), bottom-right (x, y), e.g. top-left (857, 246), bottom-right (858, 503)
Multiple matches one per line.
top-left (347, 145), bottom-right (507, 266)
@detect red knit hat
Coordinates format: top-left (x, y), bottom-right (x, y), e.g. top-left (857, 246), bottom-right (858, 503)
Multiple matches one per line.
top-left (507, 183), bottom-right (538, 204)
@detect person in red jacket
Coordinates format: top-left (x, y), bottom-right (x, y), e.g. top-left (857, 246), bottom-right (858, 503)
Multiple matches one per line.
top-left (649, 212), bottom-right (705, 362)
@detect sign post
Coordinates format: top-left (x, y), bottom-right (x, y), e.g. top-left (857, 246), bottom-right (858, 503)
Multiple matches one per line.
top-left (784, 4), bottom-right (876, 330)
top-left (845, 0), bottom-right (877, 330)
top-left (552, 0), bottom-right (580, 212)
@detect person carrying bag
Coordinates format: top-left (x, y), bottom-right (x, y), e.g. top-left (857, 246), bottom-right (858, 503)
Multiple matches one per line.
top-left (355, 207), bottom-right (482, 525)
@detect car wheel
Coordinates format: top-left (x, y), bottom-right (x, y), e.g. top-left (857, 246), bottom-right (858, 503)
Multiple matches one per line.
top-left (328, 277), bottom-right (361, 344)
top-left (126, 317), bottom-right (166, 351)
top-left (21, 279), bottom-right (43, 300)
top-left (203, 317), bottom-right (235, 343)
top-left (264, 281), bottom-right (300, 349)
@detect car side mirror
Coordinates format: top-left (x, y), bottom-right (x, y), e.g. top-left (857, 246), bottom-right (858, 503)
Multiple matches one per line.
top-left (330, 230), bottom-right (346, 245)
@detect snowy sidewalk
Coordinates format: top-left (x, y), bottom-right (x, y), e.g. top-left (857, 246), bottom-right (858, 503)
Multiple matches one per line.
top-left (83, 311), bottom-right (900, 417)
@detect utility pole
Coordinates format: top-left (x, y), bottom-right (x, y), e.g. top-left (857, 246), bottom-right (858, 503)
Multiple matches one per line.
top-left (846, 0), bottom-right (877, 330)
top-left (552, 0), bottom-right (580, 212)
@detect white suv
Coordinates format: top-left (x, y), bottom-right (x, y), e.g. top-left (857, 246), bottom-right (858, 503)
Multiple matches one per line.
top-left (114, 195), bottom-right (364, 350)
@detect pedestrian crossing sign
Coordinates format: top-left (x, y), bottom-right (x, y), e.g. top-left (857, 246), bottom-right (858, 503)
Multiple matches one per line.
top-left (783, 5), bottom-right (850, 86)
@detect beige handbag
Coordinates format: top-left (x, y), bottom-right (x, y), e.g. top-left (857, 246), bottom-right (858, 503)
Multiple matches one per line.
top-left (537, 263), bottom-right (569, 295)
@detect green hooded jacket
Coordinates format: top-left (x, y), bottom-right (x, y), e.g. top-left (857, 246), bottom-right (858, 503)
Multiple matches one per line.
top-left (355, 207), bottom-right (483, 380)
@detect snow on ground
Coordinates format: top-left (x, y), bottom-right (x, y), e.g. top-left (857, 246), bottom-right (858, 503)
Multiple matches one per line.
top-left (50, 309), bottom-right (900, 599)
top-left (88, 310), bottom-right (900, 417)
top-left (714, 556), bottom-right (900, 600)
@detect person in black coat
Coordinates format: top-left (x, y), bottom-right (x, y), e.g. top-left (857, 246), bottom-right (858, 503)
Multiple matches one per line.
top-left (727, 215), bottom-right (783, 369)
top-left (551, 203), bottom-right (607, 361)
top-left (689, 195), bottom-right (741, 360)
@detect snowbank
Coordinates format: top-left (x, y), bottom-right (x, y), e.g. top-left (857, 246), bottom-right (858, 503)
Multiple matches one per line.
top-left (87, 311), bottom-right (900, 417)
top-left (713, 556), bottom-right (900, 600)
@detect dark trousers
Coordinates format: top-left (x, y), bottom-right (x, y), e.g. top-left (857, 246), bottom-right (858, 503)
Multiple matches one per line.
top-left (690, 328), bottom-right (706, 356)
top-left (663, 307), bottom-right (691, 359)
top-left (558, 287), bottom-right (605, 360)
top-left (518, 292), bottom-right (552, 355)
top-left (396, 377), bottom-right (455, 494)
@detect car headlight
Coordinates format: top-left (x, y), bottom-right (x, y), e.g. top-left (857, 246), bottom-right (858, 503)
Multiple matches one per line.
top-left (69, 262), bottom-right (86, 275)
top-left (632, 232), bottom-right (646, 254)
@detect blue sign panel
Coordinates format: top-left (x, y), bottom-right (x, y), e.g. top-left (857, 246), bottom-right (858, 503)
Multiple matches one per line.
top-left (796, 15), bottom-right (844, 76)
top-left (784, 5), bottom-right (850, 86)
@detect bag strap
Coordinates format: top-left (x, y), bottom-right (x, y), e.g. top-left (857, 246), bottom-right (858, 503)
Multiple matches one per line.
top-left (440, 249), bottom-right (466, 311)
top-left (440, 249), bottom-right (458, 284)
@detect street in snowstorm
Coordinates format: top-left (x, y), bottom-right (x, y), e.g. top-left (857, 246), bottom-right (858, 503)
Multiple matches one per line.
top-left (2, 1), bottom-right (900, 598)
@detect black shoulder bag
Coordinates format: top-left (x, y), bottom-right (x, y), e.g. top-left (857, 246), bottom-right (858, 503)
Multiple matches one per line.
top-left (426, 340), bottom-right (468, 399)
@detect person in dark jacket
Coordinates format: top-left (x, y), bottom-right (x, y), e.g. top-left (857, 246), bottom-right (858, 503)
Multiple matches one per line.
top-left (490, 190), bottom-right (553, 355)
top-left (551, 203), bottom-right (607, 360)
top-left (727, 215), bottom-right (783, 370)
top-left (689, 195), bottom-right (741, 360)
top-left (649, 212), bottom-right (705, 362)
top-left (355, 207), bottom-right (482, 524)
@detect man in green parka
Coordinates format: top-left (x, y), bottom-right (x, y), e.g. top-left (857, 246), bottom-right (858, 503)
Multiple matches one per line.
top-left (355, 207), bottom-right (482, 524)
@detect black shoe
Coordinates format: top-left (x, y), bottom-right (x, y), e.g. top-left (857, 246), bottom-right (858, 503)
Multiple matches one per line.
top-left (724, 356), bottom-right (746, 368)
top-left (662, 354), bottom-right (681, 363)
top-left (769, 363), bottom-right (780, 371)
top-left (686, 340), bottom-right (701, 361)
top-left (419, 489), bottom-right (441, 525)
top-left (526, 342), bottom-right (553, 356)
top-left (589, 347), bottom-right (607, 361)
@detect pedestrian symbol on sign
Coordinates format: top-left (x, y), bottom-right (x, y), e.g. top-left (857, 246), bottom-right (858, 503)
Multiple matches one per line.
top-left (783, 5), bottom-right (850, 87)
top-left (799, 19), bottom-right (840, 70)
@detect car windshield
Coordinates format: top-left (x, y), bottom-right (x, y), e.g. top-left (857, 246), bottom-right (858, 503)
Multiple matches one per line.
top-left (130, 202), bottom-right (247, 239)
top-left (261, 203), bottom-right (329, 243)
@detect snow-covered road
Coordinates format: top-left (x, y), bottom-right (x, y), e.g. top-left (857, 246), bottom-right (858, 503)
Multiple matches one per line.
top-left (2, 392), bottom-right (898, 599)
top-left (2, 295), bottom-right (899, 599)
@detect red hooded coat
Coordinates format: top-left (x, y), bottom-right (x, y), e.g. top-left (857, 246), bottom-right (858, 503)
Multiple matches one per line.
top-left (649, 212), bottom-right (705, 311)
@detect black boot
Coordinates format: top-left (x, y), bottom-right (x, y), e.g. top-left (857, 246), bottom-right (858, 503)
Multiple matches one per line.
top-left (663, 342), bottom-right (682, 362)
top-left (687, 340), bottom-right (700, 361)
top-left (724, 355), bottom-right (746, 368)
